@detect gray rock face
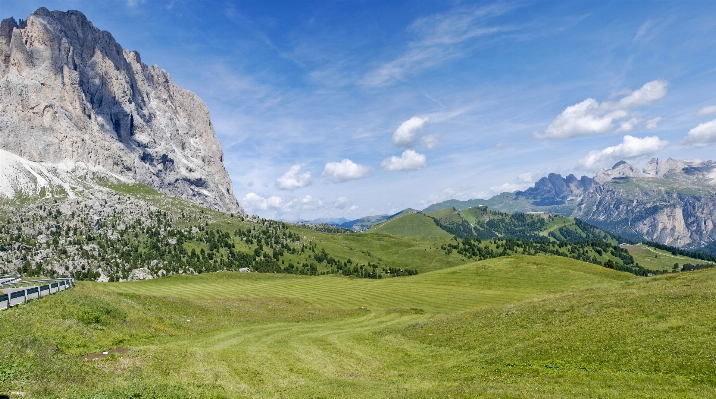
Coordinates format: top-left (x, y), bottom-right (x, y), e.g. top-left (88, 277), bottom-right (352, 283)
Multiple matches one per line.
top-left (574, 159), bottom-right (716, 248)
top-left (516, 173), bottom-right (594, 206)
top-left (594, 161), bottom-right (645, 183)
top-left (0, 8), bottom-right (242, 213)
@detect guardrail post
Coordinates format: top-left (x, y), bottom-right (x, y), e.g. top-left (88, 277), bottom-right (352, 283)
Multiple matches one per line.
top-left (24, 288), bottom-right (27, 304)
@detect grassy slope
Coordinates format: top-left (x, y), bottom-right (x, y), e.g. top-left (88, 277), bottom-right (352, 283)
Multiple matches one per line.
top-left (0, 255), bottom-right (652, 398)
top-left (367, 213), bottom-right (451, 238)
top-left (398, 269), bottom-right (716, 397)
top-left (626, 243), bottom-right (714, 271)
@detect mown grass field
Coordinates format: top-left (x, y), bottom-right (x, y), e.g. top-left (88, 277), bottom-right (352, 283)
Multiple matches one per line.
top-left (625, 243), bottom-right (712, 271)
top-left (2, 255), bottom-right (716, 398)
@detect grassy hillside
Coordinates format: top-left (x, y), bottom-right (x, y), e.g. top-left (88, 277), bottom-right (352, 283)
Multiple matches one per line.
top-left (1, 255), bottom-right (645, 398)
top-left (368, 212), bottom-right (451, 238)
top-left (626, 243), bottom-right (715, 271)
top-left (372, 205), bottom-right (618, 244)
top-left (4, 256), bottom-right (716, 397)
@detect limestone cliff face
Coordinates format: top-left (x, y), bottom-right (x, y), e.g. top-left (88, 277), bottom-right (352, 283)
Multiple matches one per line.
top-left (0, 8), bottom-right (242, 213)
top-left (573, 159), bottom-right (716, 249)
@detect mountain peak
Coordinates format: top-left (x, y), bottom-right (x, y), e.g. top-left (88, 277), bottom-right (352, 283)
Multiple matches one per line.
top-left (594, 161), bottom-right (643, 183)
top-left (0, 9), bottom-right (242, 213)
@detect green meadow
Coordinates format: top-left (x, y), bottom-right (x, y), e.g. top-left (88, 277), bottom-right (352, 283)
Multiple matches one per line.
top-left (626, 243), bottom-right (713, 271)
top-left (3, 254), bottom-right (716, 398)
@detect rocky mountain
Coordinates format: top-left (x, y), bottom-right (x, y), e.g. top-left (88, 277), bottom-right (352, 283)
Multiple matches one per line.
top-left (421, 158), bottom-right (716, 253)
top-left (574, 158), bottom-right (716, 249)
top-left (0, 8), bottom-right (241, 213)
top-left (516, 173), bottom-right (594, 206)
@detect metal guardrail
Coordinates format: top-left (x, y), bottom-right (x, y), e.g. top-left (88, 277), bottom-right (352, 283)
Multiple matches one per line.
top-left (0, 273), bottom-right (22, 286)
top-left (0, 276), bottom-right (75, 310)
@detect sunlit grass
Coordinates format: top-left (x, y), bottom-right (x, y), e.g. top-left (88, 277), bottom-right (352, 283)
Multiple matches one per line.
top-left (3, 255), bottom-right (715, 398)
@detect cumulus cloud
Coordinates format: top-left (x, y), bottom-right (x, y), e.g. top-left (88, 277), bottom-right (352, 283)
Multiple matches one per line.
top-left (682, 119), bottom-right (716, 147)
top-left (578, 135), bottom-right (669, 170)
top-left (242, 192), bottom-right (285, 212)
top-left (322, 159), bottom-right (372, 183)
top-left (241, 193), bottom-right (355, 217)
top-left (697, 105), bottom-right (716, 116)
top-left (393, 117), bottom-right (430, 147)
top-left (535, 80), bottom-right (668, 140)
top-left (275, 164), bottom-right (312, 191)
top-left (381, 150), bottom-right (427, 171)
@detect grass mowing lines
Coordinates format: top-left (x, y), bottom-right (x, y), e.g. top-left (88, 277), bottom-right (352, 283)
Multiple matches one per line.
top-left (4, 255), bottom-right (641, 397)
top-left (94, 255), bottom-right (631, 313)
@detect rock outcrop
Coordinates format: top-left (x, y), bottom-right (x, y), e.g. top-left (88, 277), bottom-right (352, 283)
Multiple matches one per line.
top-left (463, 158), bottom-right (716, 250)
top-left (0, 8), bottom-right (242, 213)
top-left (516, 173), bottom-right (594, 206)
top-left (594, 161), bottom-right (645, 183)
top-left (573, 159), bottom-right (716, 249)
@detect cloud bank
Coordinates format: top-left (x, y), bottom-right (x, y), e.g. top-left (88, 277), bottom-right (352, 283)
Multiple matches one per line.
top-left (682, 119), bottom-right (716, 147)
top-left (241, 193), bottom-right (355, 216)
top-left (578, 135), bottom-right (668, 170)
top-left (536, 80), bottom-right (668, 140)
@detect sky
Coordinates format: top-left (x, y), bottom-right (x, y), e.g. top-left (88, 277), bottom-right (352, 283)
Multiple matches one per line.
top-left (3, 0), bottom-right (716, 220)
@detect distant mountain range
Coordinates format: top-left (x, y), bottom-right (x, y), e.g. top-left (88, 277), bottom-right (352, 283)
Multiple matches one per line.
top-left (314, 158), bottom-right (716, 255)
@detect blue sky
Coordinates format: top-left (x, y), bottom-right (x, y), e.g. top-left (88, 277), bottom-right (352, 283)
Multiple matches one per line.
top-left (4, 0), bottom-right (716, 220)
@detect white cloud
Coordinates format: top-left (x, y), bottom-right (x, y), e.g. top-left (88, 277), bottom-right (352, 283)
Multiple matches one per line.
top-left (421, 133), bottom-right (440, 150)
top-left (336, 196), bottom-right (350, 209)
top-left (616, 117), bottom-right (641, 133)
top-left (682, 119), bottom-right (716, 147)
top-left (381, 150), bottom-right (427, 172)
top-left (697, 105), bottom-right (716, 116)
top-left (242, 192), bottom-right (285, 212)
top-left (617, 80), bottom-right (668, 108)
top-left (126, 0), bottom-right (146, 6)
top-left (578, 135), bottom-right (669, 170)
top-left (393, 116), bottom-right (430, 147)
top-left (241, 193), bottom-right (355, 216)
top-left (646, 117), bottom-right (662, 129)
top-left (536, 80), bottom-right (668, 140)
top-left (516, 172), bottom-right (534, 184)
top-left (275, 164), bottom-right (313, 191)
top-left (322, 159), bottom-right (372, 183)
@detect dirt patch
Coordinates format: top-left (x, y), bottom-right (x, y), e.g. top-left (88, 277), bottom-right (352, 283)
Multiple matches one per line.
top-left (82, 347), bottom-right (130, 361)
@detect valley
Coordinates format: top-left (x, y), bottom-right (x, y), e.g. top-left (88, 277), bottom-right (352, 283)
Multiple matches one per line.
top-left (2, 5), bottom-right (716, 398)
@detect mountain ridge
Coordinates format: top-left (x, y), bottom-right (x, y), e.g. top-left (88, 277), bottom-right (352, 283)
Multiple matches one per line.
top-left (0, 8), bottom-right (241, 213)
top-left (417, 158), bottom-right (716, 253)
